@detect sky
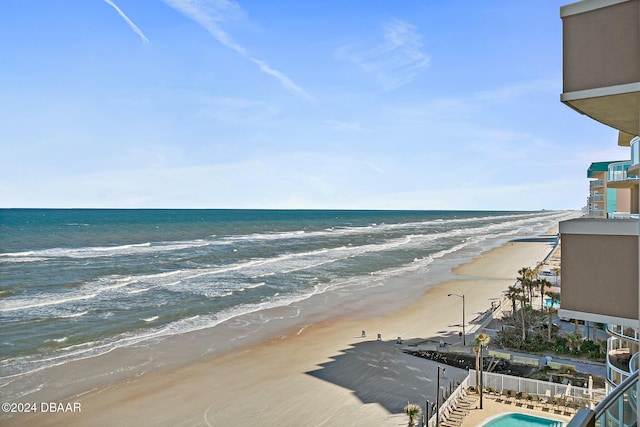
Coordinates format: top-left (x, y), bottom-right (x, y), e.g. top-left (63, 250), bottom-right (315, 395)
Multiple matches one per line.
top-left (0, 0), bottom-right (628, 210)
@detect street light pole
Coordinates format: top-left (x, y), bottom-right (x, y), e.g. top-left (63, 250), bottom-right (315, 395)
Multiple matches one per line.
top-left (448, 293), bottom-right (465, 346)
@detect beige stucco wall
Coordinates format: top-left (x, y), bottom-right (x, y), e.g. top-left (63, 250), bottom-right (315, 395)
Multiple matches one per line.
top-left (562, 0), bottom-right (640, 93)
top-left (561, 232), bottom-right (638, 322)
top-left (616, 188), bottom-right (632, 212)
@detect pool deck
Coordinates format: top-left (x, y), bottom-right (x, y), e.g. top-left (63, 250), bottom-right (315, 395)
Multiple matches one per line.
top-left (456, 395), bottom-right (571, 426)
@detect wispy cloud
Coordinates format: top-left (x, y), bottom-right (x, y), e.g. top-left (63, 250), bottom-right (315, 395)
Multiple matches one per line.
top-left (103, 0), bottom-right (149, 43)
top-left (474, 78), bottom-right (558, 102)
top-left (324, 119), bottom-right (364, 132)
top-left (196, 96), bottom-right (279, 124)
top-left (162, 0), bottom-right (313, 102)
top-left (336, 19), bottom-right (430, 90)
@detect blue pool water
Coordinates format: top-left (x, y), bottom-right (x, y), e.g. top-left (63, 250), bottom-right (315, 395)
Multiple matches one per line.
top-left (545, 299), bottom-right (560, 309)
top-left (482, 413), bottom-right (564, 427)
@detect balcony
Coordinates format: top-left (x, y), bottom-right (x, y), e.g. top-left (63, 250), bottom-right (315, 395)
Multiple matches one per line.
top-left (609, 324), bottom-right (640, 342)
top-left (607, 161), bottom-right (639, 188)
top-left (607, 337), bottom-right (637, 387)
top-left (609, 213), bottom-right (640, 220)
top-left (590, 180), bottom-right (605, 189)
top-left (558, 218), bottom-right (639, 328)
top-left (590, 194), bottom-right (605, 202)
top-left (560, 0), bottom-right (640, 136)
top-left (631, 136), bottom-right (640, 173)
top-left (587, 209), bottom-right (605, 218)
top-left (567, 370), bottom-right (638, 427)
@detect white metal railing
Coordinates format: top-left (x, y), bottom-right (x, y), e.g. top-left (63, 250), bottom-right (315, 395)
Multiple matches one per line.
top-left (426, 373), bottom-right (470, 427)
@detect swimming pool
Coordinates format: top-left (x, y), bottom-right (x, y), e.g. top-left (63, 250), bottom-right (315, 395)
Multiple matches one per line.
top-left (545, 299), bottom-right (560, 309)
top-left (481, 412), bottom-right (565, 427)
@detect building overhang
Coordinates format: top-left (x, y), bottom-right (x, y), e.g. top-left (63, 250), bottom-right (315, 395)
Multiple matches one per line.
top-left (561, 86), bottom-right (640, 136)
top-left (558, 308), bottom-right (639, 329)
top-left (619, 131), bottom-right (638, 147)
top-left (606, 178), bottom-right (639, 189)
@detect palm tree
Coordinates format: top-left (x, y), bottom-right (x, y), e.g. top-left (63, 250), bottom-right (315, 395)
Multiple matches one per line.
top-left (537, 278), bottom-right (552, 311)
top-left (506, 285), bottom-right (526, 342)
top-left (506, 285), bottom-right (521, 319)
top-left (475, 333), bottom-right (491, 408)
top-left (518, 292), bottom-right (527, 342)
top-left (516, 267), bottom-right (531, 304)
top-left (566, 333), bottom-right (583, 352)
top-left (474, 335), bottom-right (489, 378)
top-left (517, 266), bottom-right (539, 306)
top-left (404, 403), bottom-right (421, 427)
top-left (552, 266), bottom-right (561, 286)
top-left (545, 291), bottom-right (561, 341)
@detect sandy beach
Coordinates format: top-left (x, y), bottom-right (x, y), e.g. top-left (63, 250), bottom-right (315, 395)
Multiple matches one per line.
top-left (5, 233), bottom-right (556, 427)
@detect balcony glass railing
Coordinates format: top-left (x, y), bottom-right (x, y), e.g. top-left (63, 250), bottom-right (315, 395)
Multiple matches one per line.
top-left (631, 353), bottom-right (639, 374)
top-left (608, 337), bottom-right (639, 353)
top-left (588, 209), bottom-right (605, 217)
top-left (567, 370), bottom-right (638, 427)
top-left (590, 179), bottom-right (605, 188)
top-left (631, 137), bottom-right (639, 168)
top-left (606, 338), bottom-right (638, 387)
top-left (608, 213), bottom-right (640, 220)
top-left (591, 194), bottom-right (605, 202)
top-left (608, 161), bottom-right (638, 183)
top-left (608, 324), bottom-right (640, 342)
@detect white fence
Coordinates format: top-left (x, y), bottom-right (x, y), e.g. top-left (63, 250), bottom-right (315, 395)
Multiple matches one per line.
top-left (469, 370), bottom-right (606, 403)
top-left (426, 373), bottom-right (470, 427)
top-left (422, 370), bottom-right (606, 427)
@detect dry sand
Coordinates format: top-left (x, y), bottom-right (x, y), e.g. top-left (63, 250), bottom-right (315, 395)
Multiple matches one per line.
top-left (5, 236), bottom-right (556, 427)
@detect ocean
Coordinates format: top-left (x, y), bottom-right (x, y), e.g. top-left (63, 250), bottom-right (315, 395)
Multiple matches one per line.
top-left (0, 209), bottom-right (575, 402)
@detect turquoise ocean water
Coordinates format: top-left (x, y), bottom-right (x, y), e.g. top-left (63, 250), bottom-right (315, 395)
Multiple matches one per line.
top-left (0, 209), bottom-right (574, 401)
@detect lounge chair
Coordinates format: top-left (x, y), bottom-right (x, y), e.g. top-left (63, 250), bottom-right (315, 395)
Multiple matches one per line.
top-left (540, 390), bottom-right (551, 411)
top-left (442, 407), bottom-right (464, 424)
top-left (514, 392), bottom-right (525, 407)
top-left (452, 400), bottom-right (470, 414)
top-left (526, 395), bottom-right (537, 409)
top-left (503, 390), bottom-right (515, 404)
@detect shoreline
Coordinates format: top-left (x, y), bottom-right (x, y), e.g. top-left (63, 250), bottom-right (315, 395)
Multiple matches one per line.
top-left (3, 226), bottom-right (560, 426)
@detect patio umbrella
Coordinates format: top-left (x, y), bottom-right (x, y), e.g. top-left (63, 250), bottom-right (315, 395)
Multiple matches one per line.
top-left (565, 382), bottom-right (572, 401)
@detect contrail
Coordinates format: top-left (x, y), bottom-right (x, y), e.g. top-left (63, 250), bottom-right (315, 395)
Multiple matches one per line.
top-left (104, 0), bottom-right (150, 44)
top-left (162, 0), bottom-right (313, 102)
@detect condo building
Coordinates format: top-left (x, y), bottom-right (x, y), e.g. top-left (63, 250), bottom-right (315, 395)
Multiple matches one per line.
top-left (587, 160), bottom-right (635, 219)
top-left (558, 0), bottom-right (640, 426)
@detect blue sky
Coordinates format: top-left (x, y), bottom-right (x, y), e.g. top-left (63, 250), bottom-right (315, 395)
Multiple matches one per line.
top-left (0, 0), bottom-right (626, 210)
